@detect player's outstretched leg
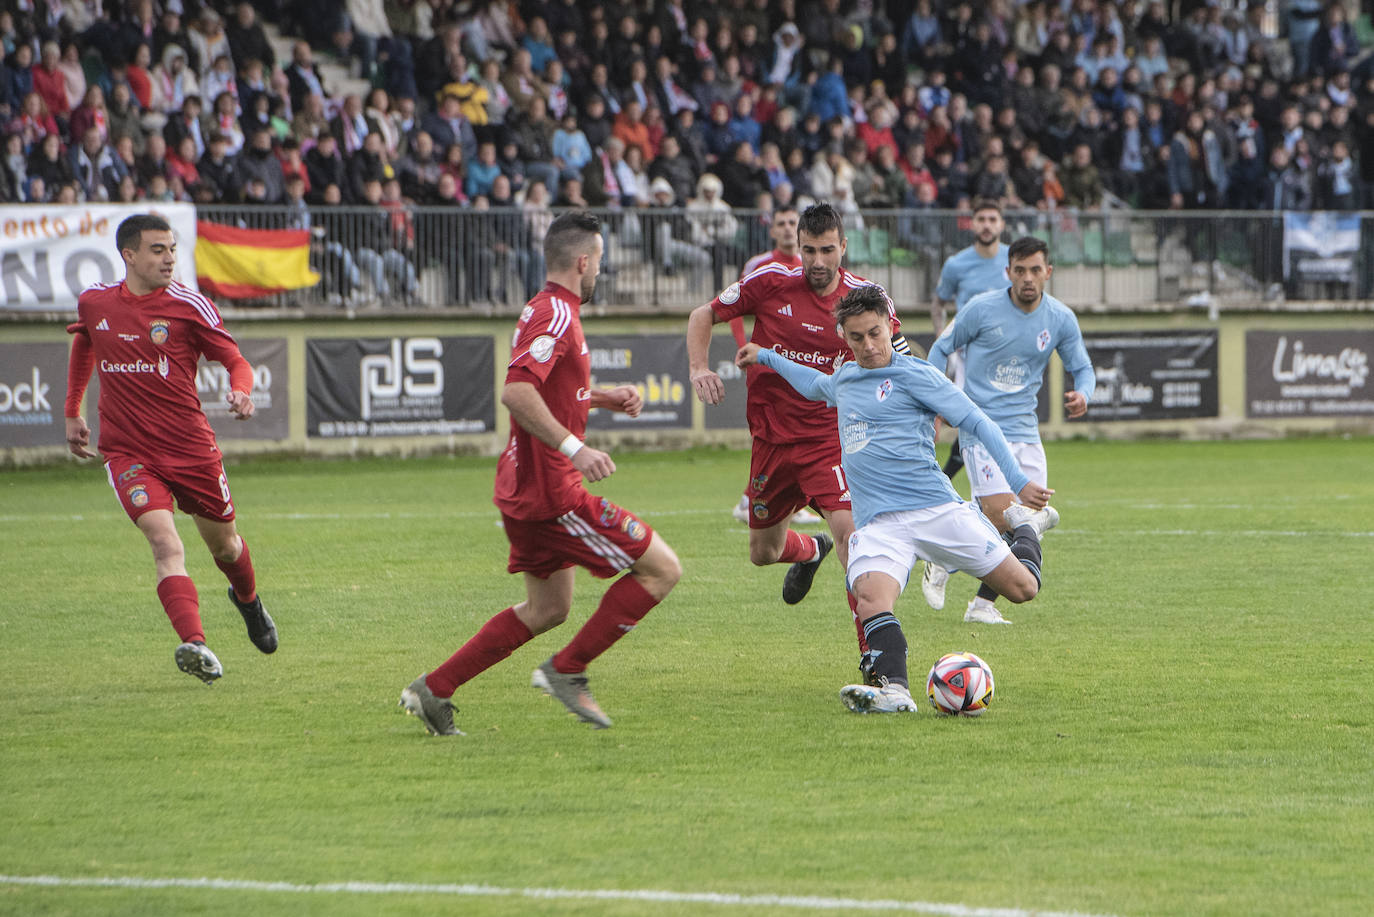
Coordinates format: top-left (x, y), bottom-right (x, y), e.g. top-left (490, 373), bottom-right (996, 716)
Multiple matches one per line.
top-left (967, 504), bottom-right (1058, 623)
top-left (782, 531), bottom-right (833, 604)
top-left (400, 674), bottom-right (462, 736)
top-left (842, 612), bottom-right (917, 713)
top-left (175, 641), bottom-right (223, 684)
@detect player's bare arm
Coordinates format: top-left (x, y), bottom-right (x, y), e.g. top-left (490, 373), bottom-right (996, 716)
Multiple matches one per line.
top-left (1064, 390), bottom-right (1088, 418)
top-left (931, 297), bottom-right (951, 336)
top-left (502, 381), bottom-right (616, 483)
top-left (590, 385), bottom-right (642, 417)
top-left (686, 303), bottom-right (725, 404)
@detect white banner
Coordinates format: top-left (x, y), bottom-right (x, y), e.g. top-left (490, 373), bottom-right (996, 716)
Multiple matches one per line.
top-left (0, 203), bottom-right (198, 313)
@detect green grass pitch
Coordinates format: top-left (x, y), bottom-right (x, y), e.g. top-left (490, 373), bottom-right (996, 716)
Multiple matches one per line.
top-left (1, 439), bottom-right (1371, 917)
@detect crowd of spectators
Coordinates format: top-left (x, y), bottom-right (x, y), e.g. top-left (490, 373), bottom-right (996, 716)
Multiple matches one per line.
top-left (2, 0), bottom-right (1372, 299)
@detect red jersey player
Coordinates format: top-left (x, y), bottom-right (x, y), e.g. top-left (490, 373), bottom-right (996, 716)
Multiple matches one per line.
top-left (686, 203), bottom-right (910, 673)
top-left (400, 212), bottom-right (682, 736)
top-left (726, 206), bottom-right (821, 527)
top-left (64, 214), bottom-right (275, 685)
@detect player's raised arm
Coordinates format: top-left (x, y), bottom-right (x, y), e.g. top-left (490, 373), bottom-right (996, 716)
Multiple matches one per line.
top-left (686, 303), bottom-right (725, 404)
top-left (749, 347), bottom-right (835, 404)
top-left (501, 381), bottom-right (616, 483)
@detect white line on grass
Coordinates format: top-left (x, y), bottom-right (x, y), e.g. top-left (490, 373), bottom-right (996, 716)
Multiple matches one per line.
top-left (0, 874), bottom-right (1117, 917)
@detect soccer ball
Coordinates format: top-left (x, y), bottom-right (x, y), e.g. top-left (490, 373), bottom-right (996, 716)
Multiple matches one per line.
top-left (926, 652), bottom-right (995, 716)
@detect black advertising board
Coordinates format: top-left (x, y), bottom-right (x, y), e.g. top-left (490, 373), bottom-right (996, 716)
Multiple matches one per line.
top-left (585, 334), bottom-right (692, 430)
top-left (198, 338), bottom-right (290, 440)
top-left (1066, 330), bottom-right (1219, 421)
top-left (1246, 330), bottom-right (1373, 418)
top-left (306, 336), bottom-right (495, 437)
top-left (0, 341), bottom-right (68, 447)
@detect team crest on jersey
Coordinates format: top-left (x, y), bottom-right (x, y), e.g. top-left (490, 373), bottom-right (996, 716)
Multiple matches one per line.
top-left (128, 485), bottom-right (149, 508)
top-left (1037, 329), bottom-right (1051, 352)
top-left (718, 282), bottom-right (741, 304)
top-left (529, 334), bottom-right (556, 363)
top-left (876, 379), bottom-right (892, 402)
top-left (750, 472), bottom-right (768, 493)
top-left (149, 319), bottom-right (170, 345)
top-left (752, 501), bottom-right (769, 520)
top-left (620, 516), bottom-right (647, 541)
top-left (599, 498), bottom-right (621, 527)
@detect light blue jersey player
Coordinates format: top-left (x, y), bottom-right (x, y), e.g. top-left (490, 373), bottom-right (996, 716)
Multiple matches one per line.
top-left (737, 285), bottom-right (1056, 715)
top-left (923, 200), bottom-right (1012, 610)
top-left (928, 235), bottom-right (1096, 625)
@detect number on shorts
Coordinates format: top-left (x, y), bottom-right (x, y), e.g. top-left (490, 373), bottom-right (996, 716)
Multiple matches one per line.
top-left (218, 473), bottom-right (231, 501)
top-left (831, 464), bottom-right (847, 491)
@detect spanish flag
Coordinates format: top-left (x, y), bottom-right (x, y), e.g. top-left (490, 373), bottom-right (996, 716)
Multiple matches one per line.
top-left (195, 221), bottom-right (320, 299)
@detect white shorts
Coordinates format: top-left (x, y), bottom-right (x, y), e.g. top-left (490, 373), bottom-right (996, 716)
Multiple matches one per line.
top-left (846, 501), bottom-right (1011, 592)
top-left (962, 441), bottom-right (1048, 498)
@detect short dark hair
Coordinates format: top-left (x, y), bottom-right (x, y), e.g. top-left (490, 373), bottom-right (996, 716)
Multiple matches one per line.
top-left (971, 198), bottom-right (1003, 217)
top-left (1008, 235), bottom-right (1051, 264)
top-left (544, 210), bottom-right (602, 271)
top-left (798, 201), bottom-right (844, 242)
top-left (115, 214), bottom-right (172, 256)
top-left (833, 283), bottom-right (892, 329)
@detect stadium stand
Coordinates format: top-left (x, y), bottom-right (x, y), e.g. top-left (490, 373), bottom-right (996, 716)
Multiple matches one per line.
top-left (2, 1), bottom-right (1372, 309)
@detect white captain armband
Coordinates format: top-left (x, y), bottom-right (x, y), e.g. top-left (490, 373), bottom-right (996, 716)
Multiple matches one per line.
top-left (892, 333), bottom-right (912, 355)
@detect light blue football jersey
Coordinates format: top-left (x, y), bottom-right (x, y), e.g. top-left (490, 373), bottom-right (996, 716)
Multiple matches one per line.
top-left (936, 244), bottom-right (1010, 311)
top-left (928, 288), bottom-right (1095, 445)
top-left (755, 348), bottom-right (1031, 529)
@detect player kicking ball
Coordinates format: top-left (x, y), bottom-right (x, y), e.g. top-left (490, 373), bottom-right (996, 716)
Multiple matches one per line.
top-left (64, 214), bottom-right (276, 684)
top-left (736, 285), bottom-right (1054, 713)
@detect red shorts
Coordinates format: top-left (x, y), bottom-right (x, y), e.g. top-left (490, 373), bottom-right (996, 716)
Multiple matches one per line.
top-left (104, 454), bottom-right (236, 523)
top-left (503, 491), bottom-right (654, 578)
top-left (745, 436), bottom-right (850, 529)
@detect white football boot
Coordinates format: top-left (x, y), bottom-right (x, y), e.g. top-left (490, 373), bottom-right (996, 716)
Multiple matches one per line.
top-left (920, 561), bottom-right (949, 610)
top-left (1002, 504), bottom-right (1060, 539)
top-left (732, 494), bottom-right (751, 523)
top-left (964, 598), bottom-right (1012, 624)
top-left (840, 682), bottom-right (919, 714)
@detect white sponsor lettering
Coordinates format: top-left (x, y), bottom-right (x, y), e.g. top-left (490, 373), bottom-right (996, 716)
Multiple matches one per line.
top-left (989, 357), bottom-right (1030, 393)
top-left (1271, 336), bottom-right (1368, 390)
top-left (100, 358), bottom-right (159, 373)
top-left (0, 367), bottom-right (52, 413)
top-left (770, 344), bottom-right (835, 366)
top-left (359, 338), bottom-right (445, 421)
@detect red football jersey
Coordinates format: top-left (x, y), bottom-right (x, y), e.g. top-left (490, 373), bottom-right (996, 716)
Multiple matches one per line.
top-left (710, 265), bottom-right (901, 444)
top-left (493, 282), bottom-right (591, 521)
top-left (66, 280), bottom-right (251, 466)
top-left (741, 248), bottom-right (801, 278)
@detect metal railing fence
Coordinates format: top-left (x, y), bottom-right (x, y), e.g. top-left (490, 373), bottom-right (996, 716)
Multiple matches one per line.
top-left (196, 205), bottom-right (1374, 313)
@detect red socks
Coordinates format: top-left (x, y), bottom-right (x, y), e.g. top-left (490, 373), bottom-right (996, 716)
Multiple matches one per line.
top-left (426, 607), bottom-right (534, 698)
top-left (778, 529), bottom-right (818, 564)
top-left (215, 536), bottom-right (257, 603)
top-left (552, 575), bottom-right (659, 674)
top-left (156, 575), bottom-right (204, 644)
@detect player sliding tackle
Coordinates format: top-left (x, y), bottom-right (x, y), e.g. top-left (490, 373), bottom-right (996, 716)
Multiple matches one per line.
top-left (736, 285), bottom-right (1056, 713)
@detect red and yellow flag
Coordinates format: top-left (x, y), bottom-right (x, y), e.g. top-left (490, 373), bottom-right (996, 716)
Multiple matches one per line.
top-left (195, 221), bottom-right (319, 299)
